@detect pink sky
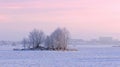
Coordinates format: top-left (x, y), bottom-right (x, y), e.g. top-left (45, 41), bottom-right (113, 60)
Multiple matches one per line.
top-left (0, 0), bottom-right (120, 41)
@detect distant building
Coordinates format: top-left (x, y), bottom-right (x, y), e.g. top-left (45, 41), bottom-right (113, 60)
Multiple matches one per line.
top-left (98, 37), bottom-right (120, 45)
top-left (99, 37), bottom-right (113, 42)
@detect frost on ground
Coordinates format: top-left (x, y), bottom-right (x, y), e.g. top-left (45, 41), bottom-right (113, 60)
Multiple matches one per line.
top-left (0, 47), bottom-right (120, 67)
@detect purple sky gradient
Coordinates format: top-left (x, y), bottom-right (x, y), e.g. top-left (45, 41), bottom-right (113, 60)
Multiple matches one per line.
top-left (0, 0), bottom-right (120, 41)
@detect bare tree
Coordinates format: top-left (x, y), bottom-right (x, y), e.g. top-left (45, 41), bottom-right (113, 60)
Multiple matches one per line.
top-left (49, 28), bottom-right (70, 50)
top-left (22, 38), bottom-right (29, 49)
top-left (45, 36), bottom-right (51, 49)
top-left (28, 29), bottom-right (45, 48)
top-left (62, 28), bottom-right (70, 50)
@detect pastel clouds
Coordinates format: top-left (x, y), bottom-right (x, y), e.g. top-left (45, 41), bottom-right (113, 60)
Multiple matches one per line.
top-left (0, 0), bottom-right (114, 9)
top-left (0, 14), bottom-right (10, 22)
top-left (0, 0), bottom-right (120, 22)
top-left (0, 0), bottom-right (120, 40)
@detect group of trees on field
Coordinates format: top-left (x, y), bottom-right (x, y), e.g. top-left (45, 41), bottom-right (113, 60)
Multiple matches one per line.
top-left (22, 28), bottom-right (70, 50)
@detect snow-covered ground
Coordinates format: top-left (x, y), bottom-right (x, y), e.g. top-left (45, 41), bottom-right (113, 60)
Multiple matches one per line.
top-left (0, 46), bottom-right (120, 67)
top-left (0, 45), bottom-right (22, 51)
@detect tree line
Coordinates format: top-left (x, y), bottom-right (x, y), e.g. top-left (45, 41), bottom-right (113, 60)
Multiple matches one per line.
top-left (22, 28), bottom-right (70, 50)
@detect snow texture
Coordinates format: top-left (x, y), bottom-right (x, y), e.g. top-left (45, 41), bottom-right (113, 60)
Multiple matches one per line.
top-left (0, 47), bottom-right (120, 67)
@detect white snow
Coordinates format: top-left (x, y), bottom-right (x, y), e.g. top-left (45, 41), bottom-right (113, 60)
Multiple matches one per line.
top-left (0, 47), bottom-right (120, 67)
top-left (0, 45), bottom-right (22, 51)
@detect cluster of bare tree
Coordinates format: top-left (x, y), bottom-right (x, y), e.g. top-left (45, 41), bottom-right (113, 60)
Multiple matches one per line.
top-left (22, 28), bottom-right (70, 50)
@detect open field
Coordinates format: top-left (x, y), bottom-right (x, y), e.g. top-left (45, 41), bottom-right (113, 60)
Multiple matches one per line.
top-left (0, 47), bottom-right (120, 67)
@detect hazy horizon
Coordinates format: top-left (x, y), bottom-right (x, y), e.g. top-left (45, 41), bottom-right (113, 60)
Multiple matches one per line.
top-left (0, 0), bottom-right (120, 41)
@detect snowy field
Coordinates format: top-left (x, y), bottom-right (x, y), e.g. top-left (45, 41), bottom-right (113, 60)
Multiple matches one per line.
top-left (0, 45), bottom-right (120, 67)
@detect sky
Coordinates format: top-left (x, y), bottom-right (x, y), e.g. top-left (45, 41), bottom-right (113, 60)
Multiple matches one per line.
top-left (0, 0), bottom-right (120, 41)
